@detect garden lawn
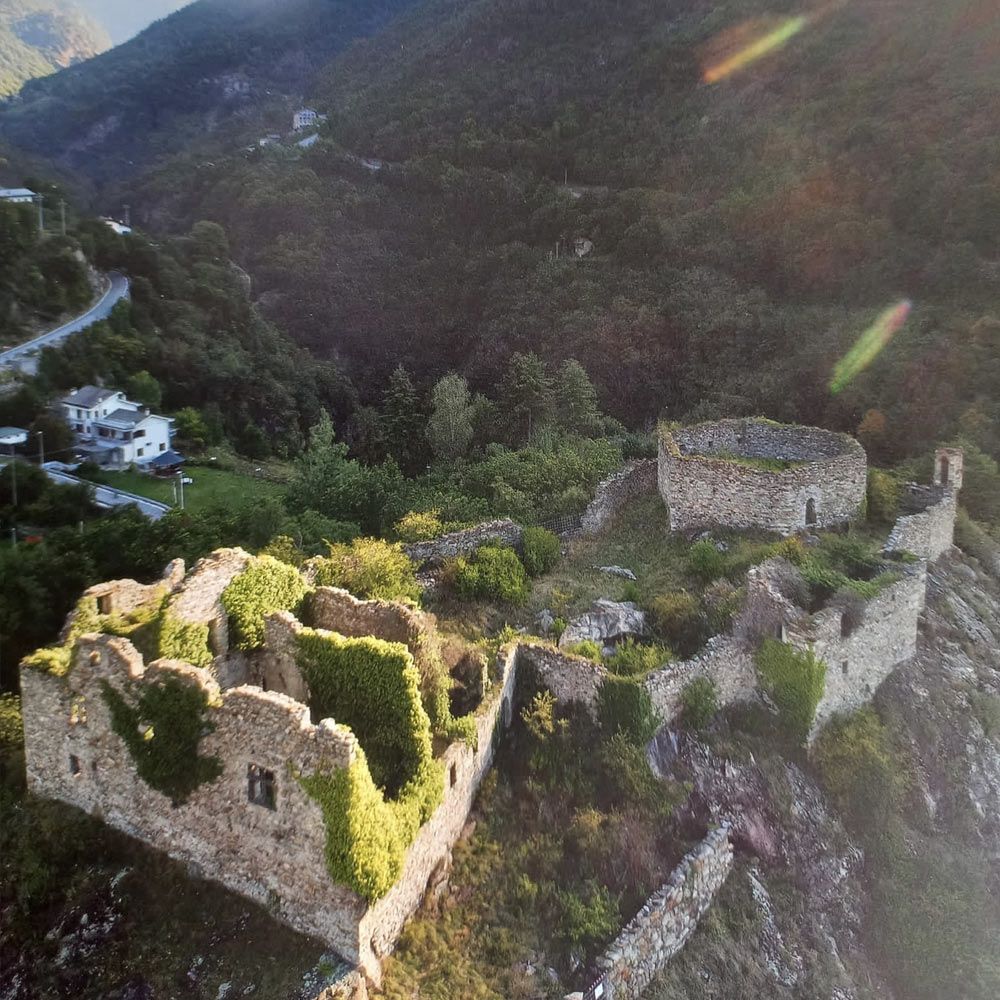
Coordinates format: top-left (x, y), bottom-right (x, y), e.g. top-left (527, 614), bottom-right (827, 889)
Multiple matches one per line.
top-left (86, 467), bottom-right (285, 515)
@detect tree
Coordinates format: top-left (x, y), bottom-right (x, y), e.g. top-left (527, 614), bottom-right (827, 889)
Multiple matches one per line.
top-left (427, 373), bottom-right (475, 462)
top-left (126, 370), bottom-right (163, 410)
top-left (382, 366), bottom-right (425, 472)
top-left (27, 409), bottom-right (74, 461)
top-left (502, 352), bottom-right (554, 443)
top-left (555, 359), bottom-right (602, 436)
top-left (172, 407), bottom-right (210, 450)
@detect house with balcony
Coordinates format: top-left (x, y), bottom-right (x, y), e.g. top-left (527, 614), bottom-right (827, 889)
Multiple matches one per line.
top-left (61, 386), bottom-right (174, 470)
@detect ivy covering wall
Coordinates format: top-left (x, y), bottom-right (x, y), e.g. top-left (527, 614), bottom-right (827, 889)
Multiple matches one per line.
top-left (22, 592), bottom-right (213, 675)
top-left (756, 639), bottom-right (827, 742)
top-left (221, 555), bottom-right (310, 650)
top-left (293, 627), bottom-right (443, 900)
top-left (100, 675), bottom-right (223, 805)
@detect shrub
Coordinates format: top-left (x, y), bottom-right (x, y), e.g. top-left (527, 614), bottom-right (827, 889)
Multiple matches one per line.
top-left (100, 675), bottom-right (223, 805)
top-left (955, 509), bottom-right (1000, 568)
top-left (520, 526), bottom-right (561, 577)
top-left (394, 509), bottom-right (446, 543)
top-left (680, 676), bottom-right (719, 730)
top-left (222, 555), bottom-right (310, 650)
top-left (598, 732), bottom-right (673, 817)
top-left (813, 706), bottom-right (911, 833)
top-left (596, 676), bottom-right (659, 745)
top-left (755, 639), bottom-right (827, 742)
top-left (687, 540), bottom-right (727, 583)
top-left (566, 639), bottom-right (604, 662)
top-left (605, 638), bottom-right (672, 677)
top-left (647, 591), bottom-right (707, 657)
top-left (450, 545), bottom-right (529, 604)
top-left (867, 468), bottom-right (901, 523)
top-left (313, 538), bottom-right (420, 603)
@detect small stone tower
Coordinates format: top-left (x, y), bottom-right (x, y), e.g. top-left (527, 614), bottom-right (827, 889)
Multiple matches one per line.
top-left (934, 447), bottom-right (964, 492)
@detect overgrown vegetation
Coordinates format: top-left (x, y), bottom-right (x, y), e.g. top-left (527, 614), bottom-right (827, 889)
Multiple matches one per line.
top-left (294, 626), bottom-right (442, 899)
top-left (312, 536), bottom-right (421, 603)
top-left (221, 555), bottom-right (310, 650)
top-left (448, 545), bottom-right (530, 605)
top-left (755, 640), bottom-right (827, 743)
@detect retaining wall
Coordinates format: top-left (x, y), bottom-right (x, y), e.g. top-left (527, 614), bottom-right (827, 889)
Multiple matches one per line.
top-left (580, 460), bottom-right (657, 534)
top-left (402, 520), bottom-right (523, 567)
top-left (582, 826), bottom-right (734, 1000)
top-left (884, 486), bottom-right (958, 562)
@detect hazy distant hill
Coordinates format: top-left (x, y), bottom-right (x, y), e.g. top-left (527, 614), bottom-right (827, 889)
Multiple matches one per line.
top-left (0, 0), bottom-right (109, 96)
top-left (0, 0), bottom-right (421, 180)
top-left (76, 0), bottom-right (192, 45)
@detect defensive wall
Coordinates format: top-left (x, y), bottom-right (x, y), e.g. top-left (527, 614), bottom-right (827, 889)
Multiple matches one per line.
top-left (402, 519), bottom-right (523, 567)
top-left (580, 459), bottom-right (658, 534)
top-left (659, 419), bottom-right (867, 535)
top-left (578, 826), bottom-right (734, 1000)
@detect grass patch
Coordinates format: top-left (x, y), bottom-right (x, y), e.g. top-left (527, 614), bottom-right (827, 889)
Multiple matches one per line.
top-left (84, 466), bottom-right (285, 515)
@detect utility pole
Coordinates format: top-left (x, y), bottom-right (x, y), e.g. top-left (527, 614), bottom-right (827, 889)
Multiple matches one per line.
top-left (8, 447), bottom-right (16, 508)
top-left (37, 430), bottom-right (44, 467)
top-left (176, 471), bottom-right (185, 510)
top-left (59, 199), bottom-right (67, 236)
top-left (36, 194), bottom-right (44, 235)
top-left (123, 204), bottom-right (131, 228)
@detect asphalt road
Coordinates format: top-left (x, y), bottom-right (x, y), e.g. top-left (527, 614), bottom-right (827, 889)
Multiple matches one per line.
top-left (42, 465), bottom-right (171, 521)
top-left (0, 271), bottom-right (131, 367)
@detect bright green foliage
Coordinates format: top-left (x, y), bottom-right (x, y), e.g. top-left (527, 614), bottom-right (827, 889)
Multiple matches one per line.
top-left (755, 640), bottom-right (827, 742)
top-left (293, 627), bottom-right (437, 800)
top-left (566, 639), bottom-right (603, 663)
top-left (313, 538), bottom-right (420, 603)
top-left (814, 707), bottom-right (911, 831)
top-left (299, 754), bottom-right (428, 902)
top-left (687, 541), bottom-right (727, 583)
top-left (293, 626), bottom-right (442, 899)
top-left (426, 373), bottom-right (475, 463)
top-left (554, 359), bottom-right (603, 436)
top-left (520, 526), bottom-right (561, 577)
top-left (867, 468), bottom-right (901, 523)
top-left (100, 676), bottom-right (222, 805)
top-left (605, 638), bottom-right (672, 678)
top-left (221, 556), bottom-right (309, 650)
top-left (450, 545), bottom-right (529, 604)
top-left (0, 693), bottom-right (22, 749)
top-left (680, 677), bottom-right (719, 730)
top-left (596, 676), bottom-right (659, 745)
top-left (393, 509), bottom-right (445, 543)
top-left (647, 591), bottom-right (706, 658)
top-left (157, 614), bottom-right (213, 667)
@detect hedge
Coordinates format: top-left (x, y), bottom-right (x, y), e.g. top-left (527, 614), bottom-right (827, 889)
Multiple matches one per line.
top-left (100, 675), bottom-right (222, 805)
top-left (755, 639), bottom-right (827, 742)
top-left (222, 555), bottom-right (310, 650)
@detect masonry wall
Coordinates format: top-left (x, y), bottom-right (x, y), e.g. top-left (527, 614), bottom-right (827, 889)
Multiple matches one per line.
top-left (884, 487), bottom-right (958, 562)
top-left (19, 635), bottom-right (367, 962)
top-left (580, 460), bottom-right (657, 535)
top-left (790, 568), bottom-right (927, 733)
top-left (644, 636), bottom-right (758, 723)
top-left (402, 519), bottom-right (523, 567)
top-left (518, 642), bottom-right (608, 709)
top-left (359, 645), bottom-right (518, 976)
top-left (582, 827), bottom-right (734, 1000)
top-left (659, 421), bottom-right (867, 535)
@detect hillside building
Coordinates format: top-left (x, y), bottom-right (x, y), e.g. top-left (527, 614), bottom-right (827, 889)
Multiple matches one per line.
top-left (62, 385), bottom-right (174, 469)
top-left (0, 188), bottom-right (38, 204)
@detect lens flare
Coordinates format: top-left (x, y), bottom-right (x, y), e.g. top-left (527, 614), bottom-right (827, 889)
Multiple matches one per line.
top-left (703, 16), bottom-right (809, 84)
top-left (829, 300), bottom-right (912, 395)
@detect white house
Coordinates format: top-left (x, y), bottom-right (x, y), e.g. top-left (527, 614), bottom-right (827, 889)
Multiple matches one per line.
top-left (292, 108), bottom-right (320, 131)
top-left (0, 188), bottom-right (38, 204)
top-left (61, 386), bottom-right (174, 470)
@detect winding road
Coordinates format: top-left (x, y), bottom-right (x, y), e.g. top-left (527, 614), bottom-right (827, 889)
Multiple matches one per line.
top-left (0, 272), bottom-right (131, 371)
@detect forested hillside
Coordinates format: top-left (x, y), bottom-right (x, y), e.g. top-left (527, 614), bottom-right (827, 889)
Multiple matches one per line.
top-left (82, 0), bottom-right (995, 470)
top-left (0, 0), bottom-right (108, 96)
top-left (76, 0), bottom-right (191, 45)
top-left (0, 0), bottom-right (421, 180)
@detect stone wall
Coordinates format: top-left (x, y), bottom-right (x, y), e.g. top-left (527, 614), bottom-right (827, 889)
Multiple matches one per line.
top-left (309, 587), bottom-right (442, 687)
top-left (581, 826), bottom-right (734, 1000)
top-left (69, 558), bottom-right (185, 636)
top-left (644, 636), bottom-right (757, 723)
top-left (580, 460), bottom-right (657, 535)
top-left (359, 646), bottom-right (518, 976)
top-left (659, 420), bottom-right (867, 535)
top-left (402, 520), bottom-right (523, 567)
top-left (884, 486), bottom-right (958, 563)
top-left (518, 642), bottom-right (608, 709)
top-left (20, 634), bottom-right (367, 964)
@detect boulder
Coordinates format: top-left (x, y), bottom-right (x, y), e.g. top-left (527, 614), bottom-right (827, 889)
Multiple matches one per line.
top-left (559, 599), bottom-right (647, 648)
